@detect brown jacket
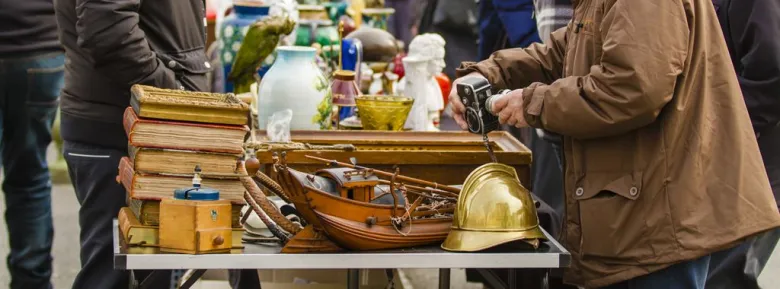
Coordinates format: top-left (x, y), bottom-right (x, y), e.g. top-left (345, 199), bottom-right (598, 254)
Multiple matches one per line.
top-left (458, 0), bottom-right (780, 287)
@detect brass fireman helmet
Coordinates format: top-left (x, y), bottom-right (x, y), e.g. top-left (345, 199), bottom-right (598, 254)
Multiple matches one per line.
top-left (442, 163), bottom-right (546, 252)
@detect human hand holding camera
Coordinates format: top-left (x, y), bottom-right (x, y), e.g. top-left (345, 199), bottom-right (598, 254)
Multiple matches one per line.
top-left (448, 73), bottom-right (528, 132)
top-left (492, 89), bottom-right (527, 128)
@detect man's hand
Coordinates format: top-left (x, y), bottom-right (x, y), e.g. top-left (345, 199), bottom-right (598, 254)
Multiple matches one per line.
top-left (493, 89), bottom-right (528, 128)
top-left (448, 72), bottom-right (487, 130)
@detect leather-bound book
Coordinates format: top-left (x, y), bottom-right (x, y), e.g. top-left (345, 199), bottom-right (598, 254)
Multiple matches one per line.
top-left (118, 207), bottom-right (158, 254)
top-left (130, 84), bottom-right (250, 126)
top-left (127, 198), bottom-right (243, 228)
top-left (123, 107), bottom-right (248, 154)
top-left (127, 143), bottom-right (245, 177)
top-left (117, 157), bottom-right (246, 204)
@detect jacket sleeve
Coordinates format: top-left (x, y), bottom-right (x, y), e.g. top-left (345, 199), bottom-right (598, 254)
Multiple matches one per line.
top-left (522, 0), bottom-right (689, 139)
top-left (729, 0), bottom-right (780, 136)
top-left (75, 0), bottom-right (177, 89)
top-left (456, 27), bottom-right (568, 89)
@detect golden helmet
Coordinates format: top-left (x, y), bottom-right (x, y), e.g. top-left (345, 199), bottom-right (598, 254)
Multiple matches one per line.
top-left (441, 163), bottom-right (546, 252)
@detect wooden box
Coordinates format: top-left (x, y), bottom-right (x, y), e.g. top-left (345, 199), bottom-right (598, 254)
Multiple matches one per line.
top-left (159, 199), bottom-right (234, 254)
top-left (255, 131), bottom-right (532, 187)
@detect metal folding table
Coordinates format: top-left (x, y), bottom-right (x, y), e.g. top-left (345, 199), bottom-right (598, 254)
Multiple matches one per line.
top-left (113, 220), bottom-right (570, 289)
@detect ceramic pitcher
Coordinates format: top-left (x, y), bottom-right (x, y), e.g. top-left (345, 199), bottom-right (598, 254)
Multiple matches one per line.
top-left (257, 46), bottom-right (328, 130)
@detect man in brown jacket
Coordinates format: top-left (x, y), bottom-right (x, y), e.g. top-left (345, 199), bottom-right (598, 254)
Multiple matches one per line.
top-left (449, 0), bottom-right (780, 288)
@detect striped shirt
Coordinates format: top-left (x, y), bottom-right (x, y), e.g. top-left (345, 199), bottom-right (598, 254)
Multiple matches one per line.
top-left (533, 0), bottom-right (573, 44)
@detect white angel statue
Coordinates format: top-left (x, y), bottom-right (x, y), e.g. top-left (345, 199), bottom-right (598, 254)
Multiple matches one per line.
top-left (401, 33), bottom-right (446, 131)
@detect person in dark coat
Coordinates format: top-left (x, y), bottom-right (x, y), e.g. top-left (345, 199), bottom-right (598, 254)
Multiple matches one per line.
top-left (706, 0), bottom-right (780, 288)
top-left (54, 0), bottom-right (260, 288)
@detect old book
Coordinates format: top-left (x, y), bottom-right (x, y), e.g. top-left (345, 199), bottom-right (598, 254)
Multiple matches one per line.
top-left (130, 84), bottom-right (250, 125)
top-left (128, 144), bottom-right (244, 177)
top-left (124, 107), bottom-right (248, 154)
top-left (118, 207), bottom-right (245, 254)
top-left (118, 207), bottom-right (158, 249)
top-left (128, 198), bottom-right (243, 228)
top-left (118, 157), bottom-right (246, 204)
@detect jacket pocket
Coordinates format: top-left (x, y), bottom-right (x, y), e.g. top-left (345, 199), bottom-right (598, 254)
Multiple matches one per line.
top-left (157, 48), bottom-right (211, 92)
top-left (575, 171), bottom-right (653, 261)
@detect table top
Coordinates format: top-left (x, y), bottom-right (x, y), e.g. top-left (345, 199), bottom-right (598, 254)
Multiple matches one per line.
top-left (113, 220), bottom-right (571, 270)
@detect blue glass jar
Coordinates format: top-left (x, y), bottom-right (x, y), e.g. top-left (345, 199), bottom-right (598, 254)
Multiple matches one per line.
top-left (219, 3), bottom-right (273, 93)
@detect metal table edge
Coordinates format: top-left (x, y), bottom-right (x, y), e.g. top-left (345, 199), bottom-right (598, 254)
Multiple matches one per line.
top-left (542, 227), bottom-right (572, 267)
top-left (113, 219), bottom-right (572, 270)
top-left (113, 219), bottom-right (127, 270)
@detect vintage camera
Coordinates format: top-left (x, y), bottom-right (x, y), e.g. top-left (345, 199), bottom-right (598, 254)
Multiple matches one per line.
top-left (457, 76), bottom-right (510, 134)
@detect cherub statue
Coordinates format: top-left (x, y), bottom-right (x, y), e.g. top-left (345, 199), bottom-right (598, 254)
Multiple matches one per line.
top-left (401, 33), bottom-right (446, 131)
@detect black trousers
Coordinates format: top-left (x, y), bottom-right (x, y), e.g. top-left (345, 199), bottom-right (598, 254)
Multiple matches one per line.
top-left (65, 141), bottom-right (263, 288)
top-left (64, 141), bottom-right (172, 288)
top-left (229, 270), bottom-right (262, 289)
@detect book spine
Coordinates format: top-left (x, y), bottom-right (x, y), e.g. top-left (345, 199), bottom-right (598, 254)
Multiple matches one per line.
top-left (118, 157), bottom-right (135, 198)
top-left (127, 143), bottom-right (138, 162)
top-left (128, 199), bottom-right (144, 224)
top-left (123, 107), bottom-right (138, 140)
top-left (118, 207), bottom-right (136, 240)
top-left (130, 92), bottom-right (142, 120)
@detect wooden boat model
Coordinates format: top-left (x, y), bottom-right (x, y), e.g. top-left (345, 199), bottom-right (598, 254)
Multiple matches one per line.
top-left (273, 154), bottom-right (458, 252)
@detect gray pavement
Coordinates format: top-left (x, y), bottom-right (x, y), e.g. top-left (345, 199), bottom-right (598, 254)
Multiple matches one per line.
top-left (0, 145), bottom-right (778, 288)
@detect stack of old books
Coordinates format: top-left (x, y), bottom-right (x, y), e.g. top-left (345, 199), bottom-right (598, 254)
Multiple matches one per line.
top-left (116, 85), bottom-right (251, 254)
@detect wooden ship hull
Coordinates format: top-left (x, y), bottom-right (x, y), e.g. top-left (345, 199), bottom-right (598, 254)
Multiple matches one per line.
top-left (275, 165), bottom-right (453, 252)
top-left (316, 212), bottom-right (451, 250)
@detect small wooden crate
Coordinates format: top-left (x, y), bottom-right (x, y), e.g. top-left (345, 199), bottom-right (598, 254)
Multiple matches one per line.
top-left (159, 199), bottom-right (233, 254)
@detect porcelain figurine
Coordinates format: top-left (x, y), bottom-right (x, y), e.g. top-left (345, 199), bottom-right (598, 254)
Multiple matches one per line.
top-left (401, 33), bottom-right (446, 131)
top-left (229, 15), bottom-right (296, 94)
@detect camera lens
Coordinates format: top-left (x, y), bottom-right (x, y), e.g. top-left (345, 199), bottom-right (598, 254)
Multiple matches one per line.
top-left (465, 107), bottom-right (482, 134)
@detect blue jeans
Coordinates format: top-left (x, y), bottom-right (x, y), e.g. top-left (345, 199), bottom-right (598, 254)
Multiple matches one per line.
top-left (0, 52), bottom-right (63, 289)
top-left (599, 254), bottom-right (711, 289)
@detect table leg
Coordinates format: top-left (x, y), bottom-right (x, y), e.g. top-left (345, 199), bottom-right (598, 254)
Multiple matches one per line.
top-left (347, 269), bottom-right (360, 289)
top-left (508, 269), bottom-right (517, 288)
top-left (518, 269), bottom-right (547, 289)
top-left (137, 270), bottom-right (164, 289)
top-left (179, 269), bottom-right (208, 289)
top-left (438, 268), bottom-right (451, 289)
top-left (476, 269), bottom-right (506, 289)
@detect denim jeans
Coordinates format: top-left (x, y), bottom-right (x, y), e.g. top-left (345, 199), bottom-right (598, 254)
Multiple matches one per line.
top-left (0, 52), bottom-right (63, 289)
top-left (599, 254), bottom-right (711, 289)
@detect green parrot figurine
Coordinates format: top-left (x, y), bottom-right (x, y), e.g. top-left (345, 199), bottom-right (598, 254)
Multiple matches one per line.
top-left (228, 16), bottom-right (296, 94)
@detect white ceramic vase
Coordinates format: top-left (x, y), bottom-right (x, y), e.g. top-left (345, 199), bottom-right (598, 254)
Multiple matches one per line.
top-left (257, 46), bottom-right (328, 130)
